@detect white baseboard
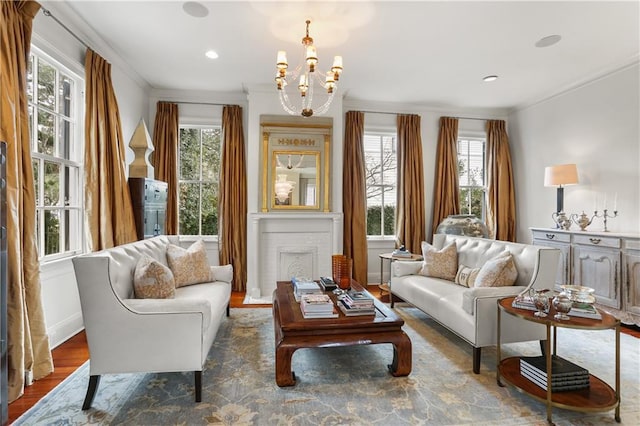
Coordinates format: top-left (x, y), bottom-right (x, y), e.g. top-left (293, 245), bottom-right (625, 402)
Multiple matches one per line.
top-left (47, 312), bottom-right (84, 349)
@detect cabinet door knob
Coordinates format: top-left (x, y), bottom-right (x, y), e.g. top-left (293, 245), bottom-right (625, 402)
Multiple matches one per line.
top-left (589, 237), bottom-right (601, 244)
top-left (545, 234), bottom-right (555, 240)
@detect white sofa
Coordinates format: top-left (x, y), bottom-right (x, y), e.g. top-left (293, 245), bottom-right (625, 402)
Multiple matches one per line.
top-left (391, 234), bottom-right (560, 373)
top-left (72, 236), bottom-right (232, 409)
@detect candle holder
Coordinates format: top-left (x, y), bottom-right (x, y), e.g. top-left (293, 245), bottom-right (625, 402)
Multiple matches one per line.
top-left (593, 209), bottom-right (618, 232)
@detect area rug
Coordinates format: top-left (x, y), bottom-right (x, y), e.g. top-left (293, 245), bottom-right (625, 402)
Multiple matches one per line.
top-left (14, 306), bottom-right (640, 425)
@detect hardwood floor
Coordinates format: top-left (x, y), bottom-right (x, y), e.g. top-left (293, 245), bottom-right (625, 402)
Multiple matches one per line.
top-left (8, 286), bottom-right (640, 424)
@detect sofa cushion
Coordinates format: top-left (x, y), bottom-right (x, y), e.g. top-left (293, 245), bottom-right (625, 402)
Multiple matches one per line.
top-left (166, 240), bottom-right (211, 288)
top-left (133, 255), bottom-right (175, 299)
top-left (419, 241), bottom-right (457, 280)
top-left (474, 251), bottom-right (518, 287)
top-left (455, 264), bottom-right (480, 287)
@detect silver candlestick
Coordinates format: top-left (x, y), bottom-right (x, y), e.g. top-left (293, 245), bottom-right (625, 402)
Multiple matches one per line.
top-left (593, 209), bottom-right (618, 232)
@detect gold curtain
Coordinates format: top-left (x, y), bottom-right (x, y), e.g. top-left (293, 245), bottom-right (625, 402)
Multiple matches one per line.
top-left (152, 102), bottom-right (179, 234)
top-left (342, 111), bottom-right (368, 284)
top-left (431, 117), bottom-right (460, 238)
top-left (219, 105), bottom-right (247, 291)
top-left (0, 0), bottom-right (54, 402)
top-left (396, 114), bottom-right (426, 254)
top-left (486, 120), bottom-right (516, 241)
top-left (84, 49), bottom-right (137, 251)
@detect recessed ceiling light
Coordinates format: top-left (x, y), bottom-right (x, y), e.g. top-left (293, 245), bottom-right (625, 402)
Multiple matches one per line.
top-left (483, 75), bottom-right (498, 82)
top-left (183, 1), bottom-right (209, 18)
top-left (205, 50), bottom-right (219, 59)
top-left (535, 35), bottom-right (562, 48)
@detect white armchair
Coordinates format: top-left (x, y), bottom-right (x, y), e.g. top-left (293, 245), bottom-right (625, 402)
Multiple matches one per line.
top-left (72, 236), bottom-right (232, 409)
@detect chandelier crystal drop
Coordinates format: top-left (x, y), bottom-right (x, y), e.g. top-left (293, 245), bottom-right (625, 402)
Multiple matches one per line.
top-left (275, 20), bottom-right (343, 117)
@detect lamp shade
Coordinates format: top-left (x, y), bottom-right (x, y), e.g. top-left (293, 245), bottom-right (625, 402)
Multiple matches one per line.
top-left (544, 164), bottom-right (578, 187)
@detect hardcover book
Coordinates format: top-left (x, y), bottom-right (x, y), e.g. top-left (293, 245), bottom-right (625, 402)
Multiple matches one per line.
top-left (519, 355), bottom-right (589, 379)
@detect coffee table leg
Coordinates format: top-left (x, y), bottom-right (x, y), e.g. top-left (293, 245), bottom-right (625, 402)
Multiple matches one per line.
top-left (275, 343), bottom-right (297, 386)
top-left (387, 332), bottom-right (412, 377)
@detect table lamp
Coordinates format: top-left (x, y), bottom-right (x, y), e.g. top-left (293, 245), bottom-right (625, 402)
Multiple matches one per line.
top-left (544, 163), bottom-right (578, 213)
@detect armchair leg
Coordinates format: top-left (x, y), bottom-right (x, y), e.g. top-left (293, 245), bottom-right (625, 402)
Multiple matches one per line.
top-left (195, 371), bottom-right (202, 402)
top-left (82, 375), bottom-right (101, 410)
top-left (226, 303), bottom-right (230, 317)
top-left (472, 347), bottom-right (481, 374)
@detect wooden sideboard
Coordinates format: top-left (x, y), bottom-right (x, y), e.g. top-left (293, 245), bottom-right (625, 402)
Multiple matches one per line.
top-left (531, 227), bottom-right (640, 326)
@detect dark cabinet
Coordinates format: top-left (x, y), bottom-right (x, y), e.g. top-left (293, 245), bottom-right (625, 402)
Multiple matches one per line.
top-left (128, 178), bottom-right (168, 240)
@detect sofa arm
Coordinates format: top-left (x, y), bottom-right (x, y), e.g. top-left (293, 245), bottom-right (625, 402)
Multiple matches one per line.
top-left (462, 286), bottom-right (529, 315)
top-left (210, 264), bottom-right (233, 283)
top-left (392, 260), bottom-right (423, 277)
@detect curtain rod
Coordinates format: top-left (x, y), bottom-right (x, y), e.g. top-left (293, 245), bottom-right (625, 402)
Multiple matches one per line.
top-left (355, 111), bottom-right (491, 122)
top-left (169, 101), bottom-right (230, 107)
top-left (41, 8), bottom-right (91, 50)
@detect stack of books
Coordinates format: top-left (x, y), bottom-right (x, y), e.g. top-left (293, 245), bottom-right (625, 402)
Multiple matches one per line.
top-left (392, 247), bottom-right (412, 258)
top-left (300, 294), bottom-right (338, 319)
top-left (568, 304), bottom-right (602, 320)
top-left (519, 355), bottom-right (590, 392)
top-left (512, 295), bottom-right (536, 311)
top-left (291, 277), bottom-right (322, 301)
top-left (337, 291), bottom-right (376, 316)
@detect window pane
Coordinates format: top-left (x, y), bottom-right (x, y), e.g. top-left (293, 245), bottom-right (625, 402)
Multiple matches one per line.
top-left (58, 73), bottom-right (73, 117)
top-left (64, 166), bottom-right (80, 206)
top-left (179, 182), bottom-right (200, 235)
top-left (201, 128), bottom-right (220, 182)
top-left (201, 182), bottom-right (218, 235)
top-left (63, 210), bottom-right (81, 252)
top-left (37, 110), bottom-right (55, 155)
top-left (179, 128), bottom-right (199, 180)
top-left (44, 210), bottom-right (60, 255)
top-left (58, 117), bottom-right (72, 160)
top-left (27, 54), bottom-right (34, 103)
top-left (43, 161), bottom-right (60, 206)
top-left (32, 160), bottom-right (40, 206)
top-left (367, 205), bottom-right (382, 236)
top-left (37, 59), bottom-right (56, 110)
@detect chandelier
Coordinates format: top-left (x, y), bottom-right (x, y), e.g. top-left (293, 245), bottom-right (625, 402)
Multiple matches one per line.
top-left (275, 20), bottom-right (343, 117)
top-left (275, 174), bottom-right (296, 203)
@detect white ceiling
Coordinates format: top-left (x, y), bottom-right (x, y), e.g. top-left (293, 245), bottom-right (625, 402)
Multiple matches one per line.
top-left (61, 0), bottom-right (639, 110)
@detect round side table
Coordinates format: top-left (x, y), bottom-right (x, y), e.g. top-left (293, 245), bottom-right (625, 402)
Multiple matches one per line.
top-left (378, 252), bottom-right (423, 298)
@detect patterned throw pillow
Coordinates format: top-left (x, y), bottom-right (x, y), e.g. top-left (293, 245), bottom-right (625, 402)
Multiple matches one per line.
top-left (474, 251), bottom-right (518, 287)
top-left (455, 264), bottom-right (480, 287)
top-left (418, 241), bottom-right (458, 280)
top-left (166, 240), bottom-right (211, 288)
top-left (134, 255), bottom-right (175, 299)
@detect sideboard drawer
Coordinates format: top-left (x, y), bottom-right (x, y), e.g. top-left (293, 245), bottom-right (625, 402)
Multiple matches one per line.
top-left (573, 234), bottom-right (621, 249)
top-left (531, 230), bottom-right (571, 243)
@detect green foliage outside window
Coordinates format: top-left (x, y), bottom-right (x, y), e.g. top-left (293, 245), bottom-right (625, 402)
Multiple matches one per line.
top-left (178, 127), bottom-right (221, 235)
top-left (366, 205), bottom-right (396, 236)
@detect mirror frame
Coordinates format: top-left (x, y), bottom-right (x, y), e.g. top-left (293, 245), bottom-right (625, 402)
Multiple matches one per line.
top-left (261, 117), bottom-right (331, 212)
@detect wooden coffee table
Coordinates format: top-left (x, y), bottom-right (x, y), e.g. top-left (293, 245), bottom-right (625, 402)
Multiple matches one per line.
top-left (272, 280), bottom-right (412, 386)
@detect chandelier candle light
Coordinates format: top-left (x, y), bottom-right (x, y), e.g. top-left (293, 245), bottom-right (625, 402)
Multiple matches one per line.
top-left (275, 20), bottom-right (343, 117)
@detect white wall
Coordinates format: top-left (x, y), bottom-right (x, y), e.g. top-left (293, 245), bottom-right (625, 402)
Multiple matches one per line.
top-left (509, 63), bottom-right (640, 242)
top-left (33, 3), bottom-right (151, 348)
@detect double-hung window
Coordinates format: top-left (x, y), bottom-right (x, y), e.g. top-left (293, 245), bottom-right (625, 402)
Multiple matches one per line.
top-left (457, 137), bottom-right (486, 220)
top-left (178, 126), bottom-right (221, 235)
top-left (28, 48), bottom-right (84, 260)
top-left (364, 132), bottom-right (397, 237)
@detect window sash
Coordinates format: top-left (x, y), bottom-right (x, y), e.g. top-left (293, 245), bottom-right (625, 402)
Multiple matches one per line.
top-left (365, 132), bottom-right (397, 237)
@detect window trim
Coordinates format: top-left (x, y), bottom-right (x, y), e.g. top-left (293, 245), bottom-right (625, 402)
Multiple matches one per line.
top-left (30, 45), bottom-right (85, 263)
top-left (364, 130), bottom-right (398, 240)
top-left (457, 134), bottom-right (487, 220)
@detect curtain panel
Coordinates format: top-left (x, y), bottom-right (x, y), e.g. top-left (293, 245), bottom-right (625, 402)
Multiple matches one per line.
top-left (431, 117), bottom-right (460, 239)
top-left (219, 105), bottom-right (247, 291)
top-left (0, 0), bottom-right (54, 402)
top-left (396, 114), bottom-right (426, 254)
top-left (152, 101), bottom-right (179, 234)
top-left (342, 111), bottom-right (368, 285)
top-left (84, 49), bottom-right (137, 250)
top-left (486, 120), bottom-right (516, 241)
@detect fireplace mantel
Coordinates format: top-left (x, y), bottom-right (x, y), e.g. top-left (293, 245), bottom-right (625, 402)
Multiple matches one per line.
top-left (246, 212), bottom-right (343, 301)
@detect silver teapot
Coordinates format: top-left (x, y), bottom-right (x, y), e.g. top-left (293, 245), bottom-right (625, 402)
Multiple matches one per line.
top-left (552, 211), bottom-right (572, 230)
top-left (570, 211), bottom-right (593, 231)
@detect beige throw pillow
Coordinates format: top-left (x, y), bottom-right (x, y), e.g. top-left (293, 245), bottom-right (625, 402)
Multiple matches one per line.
top-left (418, 241), bottom-right (458, 280)
top-left (134, 255), bottom-right (175, 299)
top-left (474, 251), bottom-right (518, 287)
top-left (455, 264), bottom-right (480, 287)
top-left (166, 240), bottom-right (211, 288)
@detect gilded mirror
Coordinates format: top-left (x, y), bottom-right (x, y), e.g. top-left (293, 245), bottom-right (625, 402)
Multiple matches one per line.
top-left (261, 116), bottom-right (331, 212)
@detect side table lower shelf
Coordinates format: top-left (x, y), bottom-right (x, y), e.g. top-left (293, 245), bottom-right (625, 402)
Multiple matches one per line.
top-left (498, 357), bottom-right (619, 414)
